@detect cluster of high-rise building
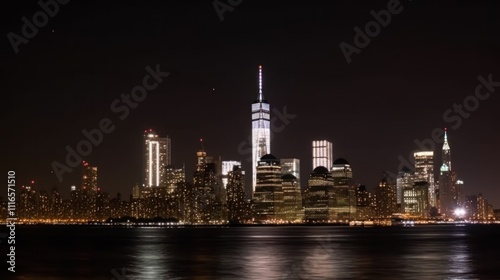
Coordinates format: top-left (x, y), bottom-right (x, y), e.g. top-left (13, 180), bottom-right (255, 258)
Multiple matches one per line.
top-left (1, 66), bottom-right (497, 224)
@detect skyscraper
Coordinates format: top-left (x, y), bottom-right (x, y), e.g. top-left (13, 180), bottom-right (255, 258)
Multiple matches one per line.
top-left (252, 65), bottom-right (271, 193)
top-left (330, 158), bottom-right (357, 220)
top-left (226, 165), bottom-right (246, 223)
top-left (304, 166), bottom-right (334, 222)
top-left (81, 161), bottom-right (98, 219)
top-left (312, 140), bottom-right (333, 170)
top-left (281, 174), bottom-right (303, 222)
top-left (221, 161), bottom-right (242, 189)
top-left (193, 140), bottom-right (222, 223)
top-left (439, 129), bottom-right (461, 217)
top-left (355, 185), bottom-right (373, 219)
top-left (413, 151), bottom-right (435, 207)
top-left (375, 174), bottom-right (397, 218)
top-left (397, 167), bottom-right (412, 208)
top-left (280, 158), bottom-right (300, 188)
top-left (253, 154), bottom-right (283, 222)
top-left (166, 165), bottom-right (185, 193)
top-left (143, 129), bottom-right (171, 188)
top-left (82, 160), bottom-right (98, 191)
top-left (402, 181), bottom-right (430, 218)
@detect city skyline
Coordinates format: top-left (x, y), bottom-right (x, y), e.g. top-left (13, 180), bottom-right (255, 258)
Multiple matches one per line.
top-left (3, 1), bottom-right (500, 208)
top-left (3, 1), bottom-right (500, 279)
top-left (10, 120), bottom-right (493, 210)
top-left (3, 72), bottom-right (499, 207)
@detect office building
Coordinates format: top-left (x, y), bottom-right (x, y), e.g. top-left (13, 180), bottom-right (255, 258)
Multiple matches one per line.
top-left (375, 174), bottom-right (397, 218)
top-left (193, 141), bottom-right (223, 223)
top-left (280, 158), bottom-right (300, 188)
top-left (397, 167), bottom-right (413, 210)
top-left (330, 158), bottom-right (357, 220)
top-left (304, 166), bottom-right (335, 222)
top-left (403, 181), bottom-right (429, 218)
top-left (413, 151), bottom-right (436, 207)
top-left (82, 161), bottom-right (98, 191)
top-left (226, 165), bottom-right (247, 223)
top-left (166, 165), bottom-right (185, 193)
top-left (222, 161), bottom-right (242, 189)
top-left (438, 130), bottom-right (465, 217)
top-left (281, 173), bottom-right (303, 222)
top-left (253, 154), bottom-right (283, 222)
top-left (312, 140), bottom-right (333, 170)
top-left (355, 185), bottom-right (373, 219)
top-left (252, 65), bottom-right (271, 193)
top-left (143, 129), bottom-right (171, 188)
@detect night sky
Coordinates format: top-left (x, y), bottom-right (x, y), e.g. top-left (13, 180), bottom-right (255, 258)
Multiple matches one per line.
top-left (2, 1), bottom-right (499, 207)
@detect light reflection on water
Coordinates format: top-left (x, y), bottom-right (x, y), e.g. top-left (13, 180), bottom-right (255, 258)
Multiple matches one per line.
top-left (15, 225), bottom-right (500, 279)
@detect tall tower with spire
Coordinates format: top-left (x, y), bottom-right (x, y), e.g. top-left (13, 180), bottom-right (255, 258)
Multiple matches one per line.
top-left (439, 128), bottom-right (457, 217)
top-left (252, 65), bottom-right (271, 194)
top-left (442, 128), bottom-right (451, 170)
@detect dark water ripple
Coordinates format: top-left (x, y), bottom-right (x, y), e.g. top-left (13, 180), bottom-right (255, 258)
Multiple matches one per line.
top-left (8, 225), bottom-right (500, 279)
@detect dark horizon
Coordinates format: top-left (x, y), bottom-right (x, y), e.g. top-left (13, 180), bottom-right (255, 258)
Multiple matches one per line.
top-left (2, 0), bottom-right (500, 207)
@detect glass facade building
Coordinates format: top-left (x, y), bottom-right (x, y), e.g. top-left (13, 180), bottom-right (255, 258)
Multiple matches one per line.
top-left (312, 140), bottom-right (333, 170)
top-left (221, 161), bottom-right (242, 189)
top-left (280, 158), bottom-right (300, 188)
top-left (253, 154), bottom-right (283, 222)
top-left (143, 129), bottom-right (171, 188)
top-left (252, 65), bottom-right (271, 193)
top-left (397, 167), bottom-right (412, 209)
top-left (413, 151), bottom-right (435, 207)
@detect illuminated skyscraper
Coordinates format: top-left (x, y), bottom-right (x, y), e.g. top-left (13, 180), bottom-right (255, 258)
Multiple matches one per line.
top-left (397, 167), bottom-right (412, 208)
top-left (252, 65), bottom-right (271, 193)
top-left (439, 129), bottom-right (462, 217)
top-left (221, 161), bottom-right (242, 189)
top-left (355, 185), bottom-right (373, 219)
top-left (193, 139), bottom-right (224, 223)
top-left (253, 154), bottom-right (283, 222)
top-left (403, 181), bottom-right (429, 218)
top-left (304, 166), bottom-right (334, 222)
top-left (413, 151), bottom-right (435, 207)
top-left (143, 129), bottom-right (171, 188)
top-left (82, 161), bottom-right (98, 191)
top-left (312, 140), bottom-right (333, 170)
top-left (375, 174), bottom-right (398, 218)
top-left (166, 165), bottom-right (185, 193)
top-left (227, 165), bottom-right (246, 223)
top-left (81, 161), bottom-right (98, 219)
top-left (330, 158), bottom-right (357, 220)
top-left (280, 158), bottom-right (300, 188)
top-left (281, 174), bottom-right (303, 222)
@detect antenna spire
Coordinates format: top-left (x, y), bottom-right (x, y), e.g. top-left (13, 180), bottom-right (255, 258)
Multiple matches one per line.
top-left (258, 65), bottom-right (263, 101)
